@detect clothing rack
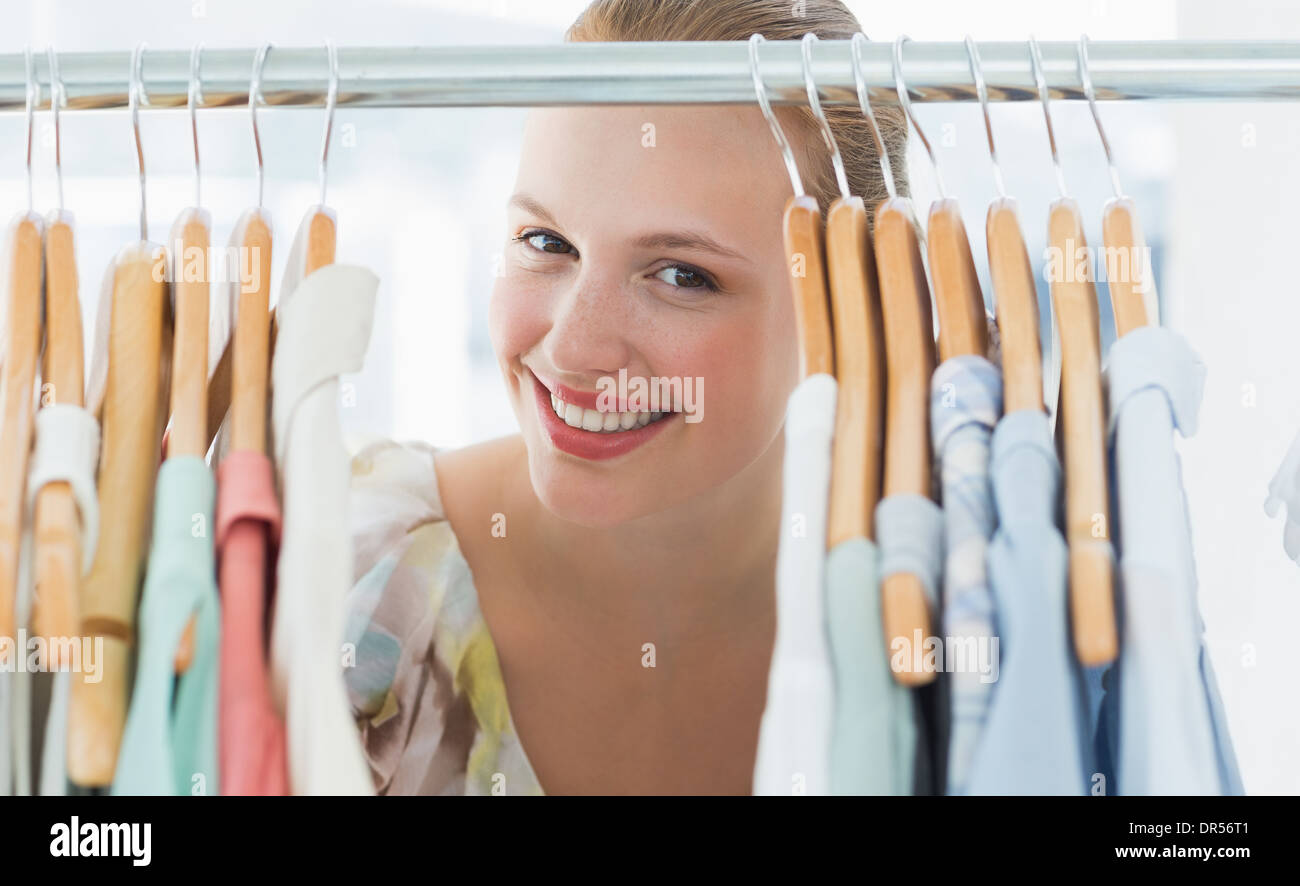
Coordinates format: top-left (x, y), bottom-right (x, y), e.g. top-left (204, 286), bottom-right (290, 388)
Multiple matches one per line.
top-left (0, 40), bottom-right (1298, 112)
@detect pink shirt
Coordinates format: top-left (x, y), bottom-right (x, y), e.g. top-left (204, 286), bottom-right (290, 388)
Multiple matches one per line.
top-left (216, 450), bottom-right (289, 795)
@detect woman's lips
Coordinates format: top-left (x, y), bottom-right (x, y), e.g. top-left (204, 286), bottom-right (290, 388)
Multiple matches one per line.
top-left (529, 370), bottom-right (674, 461)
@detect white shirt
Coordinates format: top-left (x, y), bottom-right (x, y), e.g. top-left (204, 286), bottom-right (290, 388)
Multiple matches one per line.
top-left (270, 210), bottom-right (377, 795)
top-left (753, 373), bottom-right (837, 796)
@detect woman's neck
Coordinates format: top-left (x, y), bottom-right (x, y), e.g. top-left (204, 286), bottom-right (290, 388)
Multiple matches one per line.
top-left (509, 433), bottom-right (785, 653)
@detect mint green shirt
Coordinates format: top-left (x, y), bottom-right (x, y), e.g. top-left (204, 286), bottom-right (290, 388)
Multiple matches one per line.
top-left (825, 537), bottom-right (915, 794)
top-left (113, 456), bottom-right (221, 796)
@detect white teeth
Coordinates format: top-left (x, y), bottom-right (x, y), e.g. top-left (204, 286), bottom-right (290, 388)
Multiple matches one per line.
top-left (547, 392), bottom-right (669, 434)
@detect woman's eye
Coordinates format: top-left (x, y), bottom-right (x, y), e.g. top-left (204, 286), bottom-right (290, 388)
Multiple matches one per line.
top-left (518, 230), bottom-right (573, 254)
top-left (653, 265), bottom-right (713, 290)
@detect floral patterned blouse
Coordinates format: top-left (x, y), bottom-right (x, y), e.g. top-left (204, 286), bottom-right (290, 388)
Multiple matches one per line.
top-left (344, 438), bottom-right (545, 795)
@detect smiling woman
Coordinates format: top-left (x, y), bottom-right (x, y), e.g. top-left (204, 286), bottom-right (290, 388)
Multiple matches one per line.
top-left (343, 0), bottom-right (909, 796)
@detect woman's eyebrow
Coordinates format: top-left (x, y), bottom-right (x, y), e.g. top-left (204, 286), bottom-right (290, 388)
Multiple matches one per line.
top-left (630, 231), bottom-right (751, 263)
top-left (508, 192), bottom-right (560, 227)
top-left (508, 191), bottom-right (750, 264)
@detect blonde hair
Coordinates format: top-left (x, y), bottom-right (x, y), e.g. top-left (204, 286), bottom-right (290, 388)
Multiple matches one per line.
top-left (566, 0), bottom-right (909, 225)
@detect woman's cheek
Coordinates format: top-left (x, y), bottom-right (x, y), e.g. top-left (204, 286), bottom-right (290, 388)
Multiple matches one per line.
top-left (489, 271), bottom-right (552, 372)
top-left (676, 316), bottom-right (788, 464)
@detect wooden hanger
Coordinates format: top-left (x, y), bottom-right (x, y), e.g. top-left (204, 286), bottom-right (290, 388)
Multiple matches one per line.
top-left (1030, 37), bottom-right (1117, 666)
top-left (30, 213), bottom-right (84, 667)
top-left (902, 40), bottom-right (987, 370)
top-left (68, 244), bottom-right (169, 786)
top-left (987, 199), bottom-right (1044, 412)
top-left (826, 195), bottom-right (885, 546)
top-left (199, 43), bottom-right (338, 449)
top-left (171, 50), bottom-right (214, 675)
top-left (231, 212), bottom-right (274, 454)
top-left (0, 215), bottom-right (43, 660)
top-left (1078, 37), bottom-right (1155, 338)
top-left (783, 34), bottom-right (884, 548)
top-left (1048, 200), bottom-right (1117, 666)
top-left (68, 47), bottom-right (172, 785)
top-left (168, 207), bottom-right (211, 458)
top-left (1102, 199), bottom-right (1152, 336)
top-left (0, 53), bottom-right (44, 660)
top-left (928, 199), bottom-right (988, 362)
top-left (964, 37), bottom-right (1043, 413)
top-left (784, 195), bottom-right (834, 379)
top-left (168, 209), bottom-right (210, 676)
top-left (874, 197), bottom-right (938, 686)
top-left (30, 52), bottom-right (86, 668)
top-left (202, 207), bottom-right (331, 451)
top-left (305, 209), bottom-right (336, 276)
top-left (862, 36), bottom-right (941, 686)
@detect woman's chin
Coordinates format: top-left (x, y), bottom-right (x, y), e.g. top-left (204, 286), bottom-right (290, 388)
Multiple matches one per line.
top-left (524, 448), bottom-right (668, 529)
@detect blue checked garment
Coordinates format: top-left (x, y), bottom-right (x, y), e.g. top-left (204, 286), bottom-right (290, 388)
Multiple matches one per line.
top-left (929, 355), bottom-right (1003, 795)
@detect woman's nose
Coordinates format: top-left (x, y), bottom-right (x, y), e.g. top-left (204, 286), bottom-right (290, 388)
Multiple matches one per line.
top-left (543, 269), bottom-right (634, 380)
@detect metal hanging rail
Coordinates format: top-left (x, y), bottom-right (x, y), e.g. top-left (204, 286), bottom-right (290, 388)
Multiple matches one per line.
top-left (0, 40), bottom-right (1299, 112)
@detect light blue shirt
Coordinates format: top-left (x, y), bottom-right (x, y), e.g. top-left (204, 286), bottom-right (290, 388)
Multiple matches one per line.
top-left (966, 408), bottom-right (1091, 795)
top-left (113, 456), bottom-right (221, 796)
top-left (930, 354), bottom-right (1002, 794)
top-left (872, 493), bottom-right (943, 794)
top-left (1103, 325), bottom-right (1244, 795)
top-left (825, 537), bottom-right (913, 794)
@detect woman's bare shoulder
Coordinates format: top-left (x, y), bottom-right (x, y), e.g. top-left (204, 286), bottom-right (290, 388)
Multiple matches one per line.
top-left (433, 433), bottom-right (527, 537)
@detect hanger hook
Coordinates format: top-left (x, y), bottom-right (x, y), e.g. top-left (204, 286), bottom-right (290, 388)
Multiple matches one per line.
top-left (250, 42), bottom-right (271, 210)
top-left (964, 36), bottom-right (1006, 200)
top-left (850, 32), bottom-right (897, 201)
top-left (130, 42), bottom-right (148, 241)
top-left (893, 35), bottom-right (946, 200)
top-left (748, 33), bottom-right (803, 198)
top-left (800, 34), bottom-right (850, 201)
top-left (1029, 36), bottom-right (1068, 199)
top-left (189, 43), bottom-right (203, 207)
top-left (1078, 34), bottom-right (1124, 200)
top-left (46, 46), bottom-right (64, 213)
top-left (24, 46), bottom-right (38, 215)
top-left (319, 40), bottom-right (338, 207)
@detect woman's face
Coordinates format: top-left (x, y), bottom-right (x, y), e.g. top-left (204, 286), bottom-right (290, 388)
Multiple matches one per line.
top-left (491, 105), bottom-right (800, 527)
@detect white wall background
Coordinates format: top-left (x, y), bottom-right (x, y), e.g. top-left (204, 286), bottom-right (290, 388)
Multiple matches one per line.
top-left (0, 0), bottom-right (1295, 793)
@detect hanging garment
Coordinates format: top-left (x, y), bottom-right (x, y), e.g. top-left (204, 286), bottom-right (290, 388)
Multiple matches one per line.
top-left (825, 537), bottom-right (914, 795)
top-left (929, 354), bottom-right (1002, 794)
top-left (753, 372), bottom-right (837, 797)
top-left (26, 405), bottom-right (100, 796)
top-left (964, 408), bottom-right (1090, 795)
top-left (1265, 422), bottom-right (1300, 566)
top-left (1103, 324), bottom-right (1244, 795)
top-left (872, 492), bottom-right (942, 795)
top-left (216, 450), bottom-right (288, 795)
top-left (345, 438), bottom-right (544, 795)
top-left (269, 212), bottom-right (376, 795)
top-left (113, 456), bottom-right (220, 795)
